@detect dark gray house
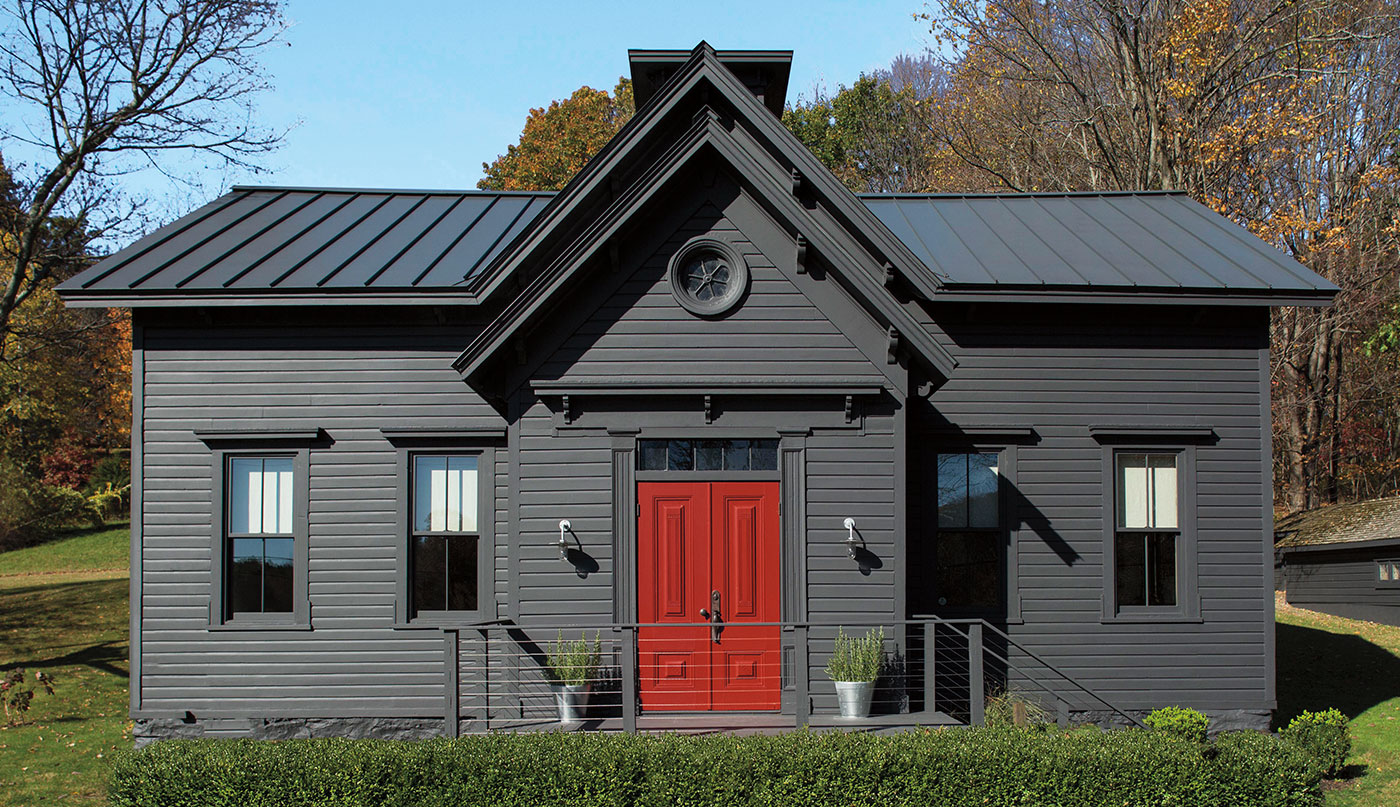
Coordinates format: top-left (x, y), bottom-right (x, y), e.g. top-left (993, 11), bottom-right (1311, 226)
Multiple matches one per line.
top-left (60, 44), bottom-right (1336, 741)
top-left (1277, 496), bottom-right (1400, 626)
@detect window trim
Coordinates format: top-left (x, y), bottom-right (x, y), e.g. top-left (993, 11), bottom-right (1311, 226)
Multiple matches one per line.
top-left (208, 446), bottom-right (311, 629)
top-left (1101, 444), bottom-right (1200, 623)
top-left (393, 442), bottom-right (496, 626)
top-left (915, 443), bottom-right (1021, 622)
top-left (1377, 558), bottom-right (1400, 590)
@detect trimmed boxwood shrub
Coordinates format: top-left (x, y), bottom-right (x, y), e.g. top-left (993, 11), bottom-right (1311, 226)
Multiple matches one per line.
top-left (1144, 706), bottom-right (1210, 743)
top-left (1280, 708), bottom-right (1352, 778)
top-left (109, 727), bottom-right (1321, 807)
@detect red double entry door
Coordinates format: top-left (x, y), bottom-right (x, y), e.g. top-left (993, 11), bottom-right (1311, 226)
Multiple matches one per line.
top-left (637, 482), bottom-right (781, 711)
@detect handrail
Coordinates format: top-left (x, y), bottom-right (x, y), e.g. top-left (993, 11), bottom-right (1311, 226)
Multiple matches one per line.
top-left (971, 620), bottom-right (1147, 728)
top-left (447, 616), bottom-right (1148, 731)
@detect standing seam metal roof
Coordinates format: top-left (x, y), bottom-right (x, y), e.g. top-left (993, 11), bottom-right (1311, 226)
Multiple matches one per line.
top-left (58, 187), bottom-right (1338, 300)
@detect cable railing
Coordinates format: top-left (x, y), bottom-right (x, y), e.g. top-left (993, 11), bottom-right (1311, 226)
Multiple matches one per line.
top-left (435, 618), bottom-right (1141, 735)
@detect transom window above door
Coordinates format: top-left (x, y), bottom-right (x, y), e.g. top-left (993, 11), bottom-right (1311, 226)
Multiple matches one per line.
top-left (638, 439), bottom-right (778, 472)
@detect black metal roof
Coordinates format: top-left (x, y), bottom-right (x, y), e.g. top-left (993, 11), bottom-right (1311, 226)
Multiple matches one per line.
top-left (861, 192), bottom-right (1336, 297)
top-left (59, 186), bottom-right (1337, 305)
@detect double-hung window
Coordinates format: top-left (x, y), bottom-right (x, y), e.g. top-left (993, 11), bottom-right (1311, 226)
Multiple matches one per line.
top-left (933, 452), bottom-right (1002, 609)
top-left (410, 455), bottom-right (481, 617)
top-left (227, 457), bottom-right (296, 615)
top-left (1114, 453), bottom-right (1179, 608)
top-left (206, 439), bottom-right (311, 629)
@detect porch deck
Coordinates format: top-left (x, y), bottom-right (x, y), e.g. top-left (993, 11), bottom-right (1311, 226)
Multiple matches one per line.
top-left (461, 710), bottom-right (965, 736)
top-left (441, 618), bottom-right (1144, 735)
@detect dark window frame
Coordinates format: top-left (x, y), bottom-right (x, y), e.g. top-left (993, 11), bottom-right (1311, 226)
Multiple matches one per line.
top-left (1377, 558), bottom-right (1400, 589)
top-left (1101, 444), bottom-right (1200, 622)
top-left (913, 443), bottom-right (1020, 621)
top-left (207, 446), bottom-right (311, 630)
top-left (392, 442), bottom-right (496, 626)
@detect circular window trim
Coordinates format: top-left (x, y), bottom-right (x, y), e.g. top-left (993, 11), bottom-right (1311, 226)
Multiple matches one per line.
top-left (667, 237), bottom-right (749, 317)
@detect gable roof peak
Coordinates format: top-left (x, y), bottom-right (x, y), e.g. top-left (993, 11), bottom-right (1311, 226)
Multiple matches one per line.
top-left (629, 43), bottom-right (792, 117)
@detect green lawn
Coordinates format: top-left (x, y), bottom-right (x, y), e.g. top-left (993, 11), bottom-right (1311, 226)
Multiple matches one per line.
top-left (0, 523), bottom-right (130, 577)
top-left (0, 526), bottom-right (129, 806)
top-left (1276, 592), bottom-right (1400, 806)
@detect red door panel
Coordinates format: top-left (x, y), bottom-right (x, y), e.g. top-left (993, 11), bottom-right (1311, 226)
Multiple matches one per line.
top-left (711, 483), bottom-right (781, 710)
top-left (637, 481), bottom-right (781, 712)
top-left (637, 483), bottom-right (710, 710)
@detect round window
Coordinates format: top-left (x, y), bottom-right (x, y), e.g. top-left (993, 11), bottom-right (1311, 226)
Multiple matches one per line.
top-left (668, 237), bottom-right (748, 317)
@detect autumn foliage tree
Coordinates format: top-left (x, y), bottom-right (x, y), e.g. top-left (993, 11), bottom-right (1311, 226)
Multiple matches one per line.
top-left (478, 80), bottom-right (635, 191)
top-left (915, 0), bottom-right (1400, 511)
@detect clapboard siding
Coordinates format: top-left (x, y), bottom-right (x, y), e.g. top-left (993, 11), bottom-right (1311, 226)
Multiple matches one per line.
top-left (137, 317), bottom-right (506, 718)
top-left (921, 303), bottom-right (1272, 710)
top-left (536, 204), bottom-right (879, 384)
top-left (1285, 547), bottom-right (1400, 625)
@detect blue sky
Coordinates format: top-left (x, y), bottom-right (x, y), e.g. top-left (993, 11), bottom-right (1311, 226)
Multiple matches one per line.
top-left (240, 0), bottom-right (934, 191)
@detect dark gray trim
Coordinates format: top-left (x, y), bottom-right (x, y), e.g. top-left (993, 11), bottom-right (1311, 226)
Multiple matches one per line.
top-left (129, 322), bottom-right (144, 715)
top-left (391, 442), bottom-right (498, 626)
top-left (506, 395), bottom-right (523, 623)
top-left (380, 426), bottom-right (508, 442)
top-left (1279, 536), bottom-right (1400, 555)
top-left (1260, 343), bottom-right (1277, 707)
top-left (531, 379), bottom-right (887, 397)
top-left (62, 292), bottom-right (486, 308)
top-left (919, 426), bottom-right (1037, 441)
top-left (454, 94), bottom-right (957, 388)
top-left (1099, 444), bottom-right (1201, 623)
top-left (779, 430), bottom-right (808, 622)
top-left (195, 428), bottom-right (324, 444)
top-left (1089, 425), bottom-right (1216, 442)
top-left (636, 470), bottom-right (780, 481)
top-left (610, 430), bottom-right (639, 623)
top-left (893, 397), bottom-right (908, 624)
top-left (924, 288), bottom-right (1335, 308)
top-left (208, 446), bottom-right (312, 629)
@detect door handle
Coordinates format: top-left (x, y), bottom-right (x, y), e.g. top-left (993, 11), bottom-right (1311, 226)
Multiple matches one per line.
top-left (708, 590), bottom-right (723, 644)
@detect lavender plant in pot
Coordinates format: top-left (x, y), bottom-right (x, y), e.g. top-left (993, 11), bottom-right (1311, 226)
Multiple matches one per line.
top-left (825, 626), bottom-right (884, 719)
top-left (545, 631), bottom-right (601, 724)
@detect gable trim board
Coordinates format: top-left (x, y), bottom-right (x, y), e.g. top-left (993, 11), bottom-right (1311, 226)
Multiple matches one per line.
top-left (451, 114), bottom-right (957, 399)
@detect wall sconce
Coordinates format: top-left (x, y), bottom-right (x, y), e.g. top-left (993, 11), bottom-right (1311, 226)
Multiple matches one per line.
top-left (843, 517), bottom-right (859, 559)
top-left (557, 519), bottom-right (571, 559)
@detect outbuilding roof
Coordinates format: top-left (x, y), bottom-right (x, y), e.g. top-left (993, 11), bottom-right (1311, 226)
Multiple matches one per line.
top-left (1275, 496), bottom-right (1400, 550)
top-left (58, 186), bottom-right (1337, 307)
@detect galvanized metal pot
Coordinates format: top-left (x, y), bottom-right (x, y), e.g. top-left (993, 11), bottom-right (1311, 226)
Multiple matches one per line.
top-left (834, 680), bottom-right (874, 719)
top-left (552, 683), bottom-right (589, 723)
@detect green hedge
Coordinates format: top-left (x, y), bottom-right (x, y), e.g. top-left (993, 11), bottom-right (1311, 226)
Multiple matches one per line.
top-left (110, 728), bottom-right (1321, 807)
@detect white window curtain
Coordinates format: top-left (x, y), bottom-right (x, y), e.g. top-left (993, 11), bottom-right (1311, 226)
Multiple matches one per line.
top-left (1117, 453), bottom-right (1178, 530)
top-left (414, 456), bottom-right (479, 533)
top-left (229, 457), bottom-right (294, 535)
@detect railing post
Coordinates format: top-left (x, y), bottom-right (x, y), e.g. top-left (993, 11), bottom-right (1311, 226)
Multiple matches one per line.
top-left (1057, 697), bottom-right (1069, 728)
top-left (794, 624), bottom-right (810, 728)
top-left (923, 620), bottom-right (938, 716)
top-left (621, 625), bottom-right (637, 734)
top-left (443, 628), bottom-right (460, 738)
top-left (968, 622), bottom-right (984, 726)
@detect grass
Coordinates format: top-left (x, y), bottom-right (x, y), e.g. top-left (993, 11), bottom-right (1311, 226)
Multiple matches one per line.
top-left (0, 522), bottom-right (130, 577)
top-left (1276, 591), bottom-right (1400, 807)
top-left (0, 525), bottom-right (129, 806)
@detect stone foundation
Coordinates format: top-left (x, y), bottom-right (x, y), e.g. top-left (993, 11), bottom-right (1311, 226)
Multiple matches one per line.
top-left (133, 717), bottom-right (445, 747)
